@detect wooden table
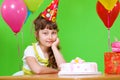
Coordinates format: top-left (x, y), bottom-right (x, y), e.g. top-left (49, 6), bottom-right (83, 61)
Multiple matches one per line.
top-left (0, 73), bottom-right (120, 80)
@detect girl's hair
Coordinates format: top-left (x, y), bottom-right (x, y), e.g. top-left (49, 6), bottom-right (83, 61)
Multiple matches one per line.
top-left (34, 14), bottom-right (59, 69)
top-left (34, 14), bottom-right (59, 31)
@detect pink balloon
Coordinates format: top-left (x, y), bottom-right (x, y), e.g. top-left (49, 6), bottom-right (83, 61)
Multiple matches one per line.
top-left (0, 6), bottom-right (1, 15)
top-left (1, 0), bottom-right (27, 34)
top-left (0, 5), bottom-right (1, 16)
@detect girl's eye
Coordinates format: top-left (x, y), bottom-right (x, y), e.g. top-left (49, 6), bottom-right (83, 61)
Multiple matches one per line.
top-left (52, 31), bottom-right (57, 35)
top-left (43, 32), bottom-right (48, 35)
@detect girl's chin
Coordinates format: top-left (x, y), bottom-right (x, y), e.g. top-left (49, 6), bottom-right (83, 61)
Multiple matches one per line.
top-left (46, 44), bottom-right (52, 47)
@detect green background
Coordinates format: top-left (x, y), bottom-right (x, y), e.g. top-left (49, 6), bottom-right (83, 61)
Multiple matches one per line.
top-left (0, 0), bottom-right (120, 76)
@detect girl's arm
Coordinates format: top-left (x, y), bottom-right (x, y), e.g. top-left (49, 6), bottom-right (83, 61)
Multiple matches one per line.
top-left (26, 57), bottom-right (59, 74)
top-left (51, 38), bottom-right (66, 68)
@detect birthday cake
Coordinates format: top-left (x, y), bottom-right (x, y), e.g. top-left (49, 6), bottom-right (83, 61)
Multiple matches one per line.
top-left (58, 57), bottom-right (101, 75)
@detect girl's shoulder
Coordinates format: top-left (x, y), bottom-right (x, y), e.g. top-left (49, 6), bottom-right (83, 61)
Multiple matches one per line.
top-left (23, 43), bottom-right (38, 58)
top-left (25, 42), bottom-right (38, 50)
top-left (25, 45), bottom-right (33, 51)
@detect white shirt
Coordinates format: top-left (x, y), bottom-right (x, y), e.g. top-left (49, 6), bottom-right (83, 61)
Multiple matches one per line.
top-left (22, 42), bottom-right (47, 71)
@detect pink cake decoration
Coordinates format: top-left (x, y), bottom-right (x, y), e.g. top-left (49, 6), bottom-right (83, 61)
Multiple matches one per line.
top-left (71, 57), bottom-right (85, 64)
top-left (112, 41), bottom-right (120, 52)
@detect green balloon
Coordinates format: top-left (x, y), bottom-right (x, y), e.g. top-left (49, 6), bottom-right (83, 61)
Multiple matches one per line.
top-left (24, 0), bottom-right (44, 12)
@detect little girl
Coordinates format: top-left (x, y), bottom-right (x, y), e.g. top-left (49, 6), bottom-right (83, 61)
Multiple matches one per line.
top-left (21, 14), bottom-right (65, 75)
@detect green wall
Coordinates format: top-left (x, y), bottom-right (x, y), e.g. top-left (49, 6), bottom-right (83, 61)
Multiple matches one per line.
top-left (1, 0), bottom-right (120, 76)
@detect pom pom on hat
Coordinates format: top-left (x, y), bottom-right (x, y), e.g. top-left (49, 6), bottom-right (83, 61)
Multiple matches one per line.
top-left (41, 0), bottom-right (59, 22)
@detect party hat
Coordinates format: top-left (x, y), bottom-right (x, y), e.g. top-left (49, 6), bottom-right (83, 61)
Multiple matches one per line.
top-left (41, 0), bottom-right (59, 22)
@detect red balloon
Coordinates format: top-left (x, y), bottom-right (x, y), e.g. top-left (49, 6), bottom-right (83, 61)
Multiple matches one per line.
top-left (96, 1), bottom-right (119, 29)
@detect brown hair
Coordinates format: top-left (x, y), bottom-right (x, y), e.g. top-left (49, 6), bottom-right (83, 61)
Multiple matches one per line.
top-left (34, 14), bottom-right (59, 69)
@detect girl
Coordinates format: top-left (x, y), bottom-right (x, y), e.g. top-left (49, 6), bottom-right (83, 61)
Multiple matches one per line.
top-left (22, 14), bottom-right (66, 75)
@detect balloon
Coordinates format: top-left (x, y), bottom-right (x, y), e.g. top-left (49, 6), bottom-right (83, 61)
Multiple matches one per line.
top-left (0, 6), bottom-right (1, 15)
top-left (1, 0), bottom-right (27, 34)
top-left (27, 10), bottom-right (31, 18)
top-left (96, 1), bottom-right (119, 29)
top-left (24, 9), bottom-right (31, 23)
top-left (24, 0), bottom-right (44, 13)
top-left (0, 5), bottom-right (1, 16)
top-left (99, 0), bottom-right (118, 10)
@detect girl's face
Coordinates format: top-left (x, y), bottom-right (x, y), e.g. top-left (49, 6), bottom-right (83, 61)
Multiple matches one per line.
top-left (38, 28), bottom-right (58, 47)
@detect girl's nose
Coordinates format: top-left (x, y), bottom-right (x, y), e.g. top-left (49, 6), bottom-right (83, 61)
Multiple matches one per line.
top-left (48, 34), bottom-right (52, 39)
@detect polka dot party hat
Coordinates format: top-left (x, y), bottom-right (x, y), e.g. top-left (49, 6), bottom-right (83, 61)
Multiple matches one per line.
top-left (41, 0), bottom-right (59, 22)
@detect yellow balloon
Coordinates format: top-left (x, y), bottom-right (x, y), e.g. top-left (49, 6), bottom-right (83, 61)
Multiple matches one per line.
top-left (98, 0), bottom-right (118, 10)
top-left (24, 0), bottom-right (44, 12)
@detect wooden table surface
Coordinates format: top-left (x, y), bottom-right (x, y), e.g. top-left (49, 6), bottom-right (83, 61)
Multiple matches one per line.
top-left (0, 73), bottom-right (120, 80)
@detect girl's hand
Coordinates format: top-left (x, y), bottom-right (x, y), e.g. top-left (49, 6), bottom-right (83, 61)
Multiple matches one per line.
top-left (52, 38), bottom-right (59, 47)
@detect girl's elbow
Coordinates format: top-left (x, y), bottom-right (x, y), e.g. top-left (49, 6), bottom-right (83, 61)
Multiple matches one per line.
top-left (32, 68), bottom-right (43, 74)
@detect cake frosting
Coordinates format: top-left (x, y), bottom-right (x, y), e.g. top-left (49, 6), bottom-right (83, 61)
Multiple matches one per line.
top-left (58, 57), bottom-right (99, 75)
top-left (112, 41), bottom-right (120, 52)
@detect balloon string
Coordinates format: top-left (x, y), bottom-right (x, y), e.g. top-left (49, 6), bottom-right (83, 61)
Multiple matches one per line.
top-left (22, 30), bottom-right (24, 51)
top-left (108, 29), bottom-right (111, 52)
top-left (15, 33), bottom-right (21, 70)
top-left (21, 30), bottom-right (24, 70)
